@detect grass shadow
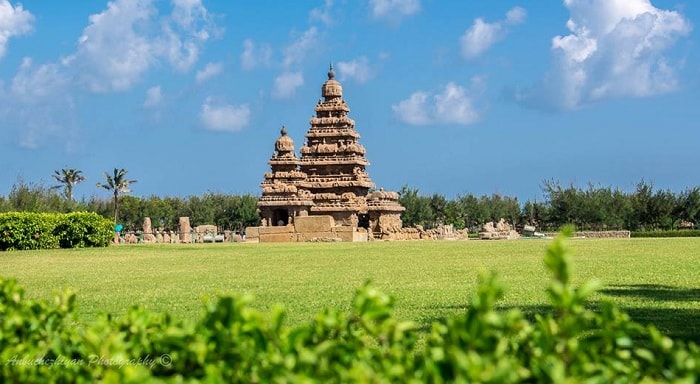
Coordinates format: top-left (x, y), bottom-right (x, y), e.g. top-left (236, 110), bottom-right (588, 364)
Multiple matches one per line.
top-left (601, 284), bottom-right (700, 302)
top-left (599, 284), bottom-right (700, 343)
top-left (420, 298), bottom-right (700, 344)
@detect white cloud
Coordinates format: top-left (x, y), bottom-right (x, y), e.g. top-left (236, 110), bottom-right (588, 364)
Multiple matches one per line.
top-left (0, 0), bottom-right (34, 59)
top-left (11, 57), bottom-right (68, 102)
top-left (460, 7), bottom-right (527, 60)
top-left (1, 0), bottom-right (219, 150)
top-left (3, 58), bottom-right (76, 149)
top-left (272, 71), bottom-right (304, 99)
top-left (158, 0), bottom-right (213, 72)
top-left (337, 57), bottom-right (373, 83)
top-left (282, 27), bottom-right (317, 68)
top-left (369, 0), bottom-right (420, 24)
top-left (392, 91), bottom-right (431, 125)
top-left (73, 0), bottom-right (216, 93)
top-left (200, 97), bottom-right (250, 132)
top-left (506, 6), bottom-right (527, 25)
top-left (74, 0), bottom-right (156, 92)
top-left (392, 79), bottom-right (484, 126)
top-left (516, 0), bottom-right (692, 111)
top-left (195, 62), bottom-right (223, 84)
top-left (143, 86), bottom-right (162, 108)
top-left (309, 0), bottom-right (334, 26)
top-left (240, 38), bottom-right (272, 70)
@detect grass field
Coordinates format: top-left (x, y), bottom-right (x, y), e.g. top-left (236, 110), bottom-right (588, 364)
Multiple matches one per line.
top-left (1, 238), bottom-right (699, 342)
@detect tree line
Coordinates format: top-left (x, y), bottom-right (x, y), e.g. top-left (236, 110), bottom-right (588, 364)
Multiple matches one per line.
top-left (0, 169), bottom-right (259, 232)
top-left (1, 168), bottom-right (699, 233)
top-left (397, 180), bottom-right (700, 232)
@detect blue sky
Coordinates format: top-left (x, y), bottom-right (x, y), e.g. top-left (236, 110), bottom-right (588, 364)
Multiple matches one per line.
top-left (0, 0), bottom-right (698, 202)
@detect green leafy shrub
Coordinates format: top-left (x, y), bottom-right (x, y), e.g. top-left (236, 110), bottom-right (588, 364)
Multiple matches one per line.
top-left (1, 229), bottom-right (698, 382)
top-left (0, 212), bottom-right (59, 251)
top-left (0, 212), bottom-right (113, 251)
top-left (53, 212), bottom-right (114, 248)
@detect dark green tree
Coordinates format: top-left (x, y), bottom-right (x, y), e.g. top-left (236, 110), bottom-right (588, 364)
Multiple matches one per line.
top-left (429, 193), bottom-right (448, 227)
top-left (677, 187), bottom-right (700, 228)
top-left (7, 178), bottom-right (65, 213)
top-left (398, 186), bottom-right (435, 228)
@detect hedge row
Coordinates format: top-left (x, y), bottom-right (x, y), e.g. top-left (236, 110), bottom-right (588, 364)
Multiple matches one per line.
top-left (1, 229), bottom-right (698, 382)
top-left (631, 229), bottom-right (700, 238)
top-left (0, 212), bottom-right (113, 251)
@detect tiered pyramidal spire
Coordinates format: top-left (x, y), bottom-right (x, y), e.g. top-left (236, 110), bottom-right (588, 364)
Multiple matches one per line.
top-left (257, 64), bottom-right (404, 236)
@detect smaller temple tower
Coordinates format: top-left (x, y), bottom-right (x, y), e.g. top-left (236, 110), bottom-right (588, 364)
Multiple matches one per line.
top-left (257, 126), bottom-right (313, 227)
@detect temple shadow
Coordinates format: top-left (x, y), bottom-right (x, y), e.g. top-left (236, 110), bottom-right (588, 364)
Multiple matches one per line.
top-left (601, 284), bottom-right (700, 302)
top-left (599, 284), bottom-right (700, 343)
top-left (418, 296), bottom-right (700, 344)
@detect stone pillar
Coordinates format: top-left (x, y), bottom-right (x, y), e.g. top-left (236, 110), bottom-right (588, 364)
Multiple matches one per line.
top-left (179, 217), bottom-right (192, 243)
top-left (143, 217), bottom-right (152, 234)
top-left (143, 217), bottom-right (156, 243)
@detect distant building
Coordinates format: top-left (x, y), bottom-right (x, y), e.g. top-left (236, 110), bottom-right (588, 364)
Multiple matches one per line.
top-left (251, 64), bottom-right (404, 242)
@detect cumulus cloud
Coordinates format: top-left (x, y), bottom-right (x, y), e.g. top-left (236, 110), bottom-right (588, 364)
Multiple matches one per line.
top-left (73, 0), bottom-right (215, 92)
top-left (506, 6), bottom-right (527, 24)
top-left (0, 0), bottom-right (34, 59)
top-left (143, 86), bottom-right (162, 108)
top-left (282, 27), bottom-right (318, 68)
top-left (195, 62), bottom-right (223, 84)
top-left (515, 0), bottom-right (691, 111)
top-left (1, 0), bottom-right (220, 150)
top-left (272, 71), bottom-right (304, 99)
top-left (11, 57), bottom-right (68, 102)
top-left (200, 96), bottom-right (250, 132)
top-left (309, 0), bottom-right (334, 26)
top-left (3, 58), bottom-right (76, 149)
top-left (240, 38), bottom-right (272, 70)
top-left (392, 78), bottom-right (485, 126)
top-left (337, 57), bottom-right (373, 83)
top-left (369, 0), bottom-right (420, 24)
top-left (460, 6), bottom-right (526, 59)
top-left (160, 0), bottom-right (216, 72)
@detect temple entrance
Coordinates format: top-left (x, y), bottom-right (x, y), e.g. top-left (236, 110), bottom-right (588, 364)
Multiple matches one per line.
top-left (272, 209), bottom-right (289, 226)
top-left (358, 214), bottom-right (369, 229)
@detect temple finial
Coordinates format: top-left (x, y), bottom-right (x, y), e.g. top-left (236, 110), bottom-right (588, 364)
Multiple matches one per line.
top-left (328, 61), bottom-right (335, 80)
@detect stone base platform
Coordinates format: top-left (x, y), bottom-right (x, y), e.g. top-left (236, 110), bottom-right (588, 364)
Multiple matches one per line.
top-left (246, 215), bottom-right (369, 243)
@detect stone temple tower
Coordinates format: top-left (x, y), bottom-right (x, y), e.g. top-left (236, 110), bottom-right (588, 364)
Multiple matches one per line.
top-left (253, 64), bottom-right (404, 241)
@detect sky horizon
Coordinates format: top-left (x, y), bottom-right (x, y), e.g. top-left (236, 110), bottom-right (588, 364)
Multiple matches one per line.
top-left (1, 0), bottom-right (698, 203)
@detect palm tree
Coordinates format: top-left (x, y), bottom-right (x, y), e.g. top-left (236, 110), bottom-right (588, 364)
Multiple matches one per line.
top-left (51, 168), bottom-right (86, 201)
top-left (96, 168), bottom-right (137, 223)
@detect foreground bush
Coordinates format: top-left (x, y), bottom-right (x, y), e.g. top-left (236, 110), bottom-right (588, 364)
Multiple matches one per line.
top-left (1, 229), bottom-right (698, 382)
top-left (0, 212), bottom-right (113, 251)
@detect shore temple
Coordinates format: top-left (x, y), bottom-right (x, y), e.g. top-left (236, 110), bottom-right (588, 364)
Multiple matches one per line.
top-left (247, 64), bottom-right (404, 242)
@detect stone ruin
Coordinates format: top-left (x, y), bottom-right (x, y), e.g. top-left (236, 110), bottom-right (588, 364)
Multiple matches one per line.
top-left (113, 216), bottom-right (241, 244)
top-left (478, 218), bottom-right (520, 240)
top-left (248, 64), bottom-right (405, 243)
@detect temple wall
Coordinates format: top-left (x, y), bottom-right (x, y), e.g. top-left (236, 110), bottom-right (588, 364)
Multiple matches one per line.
top-left (329, 212), bottom-right (357, 227)
top-left (294, 216), bottom-right (333, 232)
top-left (246, 215), bottom-right (372, 243)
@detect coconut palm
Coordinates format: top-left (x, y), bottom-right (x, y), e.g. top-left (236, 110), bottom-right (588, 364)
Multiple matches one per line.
top-left (96, 168), bottom-right (137, 223)
top-left (51, 168), bottom-right (86, 201)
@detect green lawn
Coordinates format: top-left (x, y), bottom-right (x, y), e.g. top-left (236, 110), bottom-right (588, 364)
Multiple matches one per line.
top-left (1, 238), bottom-right (699, 341)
